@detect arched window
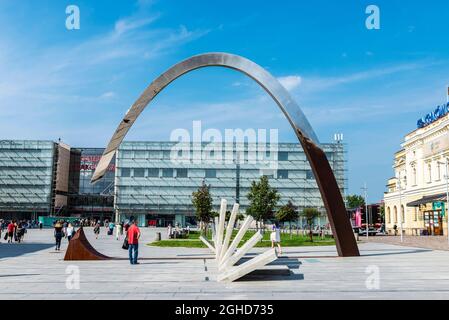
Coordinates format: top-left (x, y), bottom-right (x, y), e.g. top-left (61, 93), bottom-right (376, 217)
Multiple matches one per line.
top-left (401, 205), bottom-right (405, 224)
top-left (387, 207), bottom-right (391, 223)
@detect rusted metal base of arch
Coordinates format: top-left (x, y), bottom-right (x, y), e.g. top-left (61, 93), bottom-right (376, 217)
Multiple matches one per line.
top-left (64, 227), bottom-right (111, 261)
top-left (299, 133), bottom-right (360, 257)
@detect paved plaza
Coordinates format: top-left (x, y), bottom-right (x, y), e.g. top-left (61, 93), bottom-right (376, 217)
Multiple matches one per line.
top-left (1, 228), bottom-right (449, 300)
top-left (364, 235), bottom-right (449, 251)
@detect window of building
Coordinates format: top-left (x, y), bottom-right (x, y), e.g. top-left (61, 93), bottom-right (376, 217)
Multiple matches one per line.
top-left (147, 168), bottom-right (159, 178)
top-left (134, 151), bottom-right (147, 159)
top-left (278, 152), bottom-right (289, 161)
top-left (394, 206), bottom-right (398, 223)
top-left (306, 170), bottom-right (315, 180)
top-left (162, 150), bottom-right (171, 160)
top-left (121, 168), bottom-right (131, 177)
top-left (261, 169), bottom-right (275, 179)
top-left (134, 168), bottom-right (145, 178)
top-left (176, 168), bottom-right (188, 178)
top-left (401, 205), bottom-right (405, 224)
top-left (277, 170), bottom-right (289, 179)
top-left (205, 169), bottom-right (217, 179)
top-left (162, 168), bottom-right (174, 178)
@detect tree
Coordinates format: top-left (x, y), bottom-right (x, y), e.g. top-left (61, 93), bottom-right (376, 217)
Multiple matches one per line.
top-left (276, 201), bottom-right (298, 238)
top-left (246, 176), bottom-right (280, 230)
top-left (346, 194), bottom-right (365, 209)
top-left (192, 182), bottom-right (213, 235)
top-left (301, 208), bottom-right (321, 242)
top-left (379, 204), bottom-right (385, 223)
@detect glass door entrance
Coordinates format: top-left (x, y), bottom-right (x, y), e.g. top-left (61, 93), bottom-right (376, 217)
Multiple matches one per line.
top-left (424, 210), bottom-right (444, 236)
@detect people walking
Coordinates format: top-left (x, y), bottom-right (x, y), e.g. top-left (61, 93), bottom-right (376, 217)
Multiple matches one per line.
top-left (270, 223), bottom-right (282, 255)
top-left (54, 221), bottom-right (63, 251)
top-left (94, 222), bottom-right (100, 239)
top-left (7, 220), bottom-right (16, 243)
top-left (16, 221), bottom-right (24, 243)
top-left (116, 223), bottom-right (122, 241)
top-left (66, 223), bottom-right (75, 241)
top-left (127, 220), bottom-right (141, 265)
top-left (167, 224), bottom-right (173, 239)
top-left (108, 222), bottom-right (114, 236)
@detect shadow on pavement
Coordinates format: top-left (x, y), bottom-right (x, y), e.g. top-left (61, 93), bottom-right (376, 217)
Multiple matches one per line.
top-left (361, 248), bottom-right (432, 257)
top-left (0, 243), bottom-right (54, 259)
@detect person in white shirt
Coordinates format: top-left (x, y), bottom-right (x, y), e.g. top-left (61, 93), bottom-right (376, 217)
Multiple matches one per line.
top-left (116, 223), bottom-right (122, 240)
top-left (270, 223), bottom-right (282, 255)
top-left (66, 223), bottom-right (75, 241)
top-left (167, 224), bottom-right (173, 239)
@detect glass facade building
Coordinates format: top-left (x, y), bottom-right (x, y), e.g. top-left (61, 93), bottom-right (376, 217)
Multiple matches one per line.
top-left (0, 140), bottom-right (56, 220)
top-left (0, 140), bottom-right (346, 226)
top-left (68, 148), bottom-right (115, 220)
top-left (115, 141), bottom-right (346, 227)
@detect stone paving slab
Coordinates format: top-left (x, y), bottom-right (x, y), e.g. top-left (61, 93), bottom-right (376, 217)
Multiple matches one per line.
top-left (1, 228), bottom-right (449, 299)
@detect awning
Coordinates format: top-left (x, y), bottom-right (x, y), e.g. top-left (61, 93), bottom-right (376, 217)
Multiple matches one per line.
top-left (406, 193), bottom-right (447, 207)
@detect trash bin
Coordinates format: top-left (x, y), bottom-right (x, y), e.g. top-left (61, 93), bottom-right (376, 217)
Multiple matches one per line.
top-left (155, 232), bottom-right (161, 241)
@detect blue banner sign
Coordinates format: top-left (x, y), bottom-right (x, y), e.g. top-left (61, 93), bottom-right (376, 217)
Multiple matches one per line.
top-left (417, 102), bottom-right (449, 129)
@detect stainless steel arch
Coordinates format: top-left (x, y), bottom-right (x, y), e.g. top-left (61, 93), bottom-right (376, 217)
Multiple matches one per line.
top-left (91, 52), bottom-right (359, 257)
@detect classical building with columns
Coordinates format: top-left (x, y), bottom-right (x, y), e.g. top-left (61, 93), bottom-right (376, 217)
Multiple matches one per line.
top-left (384, 102), bottom-right (449, 236)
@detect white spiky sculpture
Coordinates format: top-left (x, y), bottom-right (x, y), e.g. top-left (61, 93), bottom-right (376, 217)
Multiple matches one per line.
top-left (200, 199), bottom-right (278, 282)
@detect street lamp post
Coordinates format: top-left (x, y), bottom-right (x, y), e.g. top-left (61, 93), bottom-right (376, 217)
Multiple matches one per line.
top-left (398, 171), bottom-right (403, 243)
top-left (362, 183), bottom-right (368, 240)
top-left (444, 158), bottom-right (449, 246)
top-left (439, 158), bottom-right (449, 245)
top-left (436, 158), bottom-right (449, 245)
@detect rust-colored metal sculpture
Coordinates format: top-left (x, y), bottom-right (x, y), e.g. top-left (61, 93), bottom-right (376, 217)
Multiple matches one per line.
top-left (64, 227), bottom-right (111, 261)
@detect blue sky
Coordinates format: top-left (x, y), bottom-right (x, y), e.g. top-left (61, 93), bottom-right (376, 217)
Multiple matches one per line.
top-left (1, 0), bottom-right (449, 201)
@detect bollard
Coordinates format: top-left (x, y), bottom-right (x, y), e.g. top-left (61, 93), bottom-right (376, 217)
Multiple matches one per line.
top-left (155, 232), bottom-right (161, 241)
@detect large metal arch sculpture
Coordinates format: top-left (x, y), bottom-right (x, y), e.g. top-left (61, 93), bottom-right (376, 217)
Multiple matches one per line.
top-left (90, 52), bottom-right (359, 257)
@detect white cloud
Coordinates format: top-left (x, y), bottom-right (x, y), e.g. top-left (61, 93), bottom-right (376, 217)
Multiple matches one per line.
top-left (277, 75), bottom-right (302, 91)
top-left (114, 16), bottom-right (159, 36)
top-left (296, 60), bottom-right (441, 94)
top-left (100, 91), bottom-right (116, 99)
top-left (0, 2), bottom-right (210, 142)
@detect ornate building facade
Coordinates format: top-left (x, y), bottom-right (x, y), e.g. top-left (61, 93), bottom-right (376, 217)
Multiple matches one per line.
top-left (384, 104), bottom-right (449, 236)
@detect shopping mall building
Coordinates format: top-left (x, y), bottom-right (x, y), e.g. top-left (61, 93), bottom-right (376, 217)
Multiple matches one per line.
top-left (0, 139), bottom-right (346, 227)
top-left (384, 102), bottom-right (449, 236)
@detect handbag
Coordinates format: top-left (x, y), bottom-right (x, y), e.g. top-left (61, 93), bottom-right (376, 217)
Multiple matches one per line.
top-left (122, 237), bottom-right (129, 250)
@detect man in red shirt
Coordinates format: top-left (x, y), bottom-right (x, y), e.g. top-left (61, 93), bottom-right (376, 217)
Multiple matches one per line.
top-left (7, 220), bottom-right (16, 243)
top-left (127, 220), bottom-right (141, 265)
